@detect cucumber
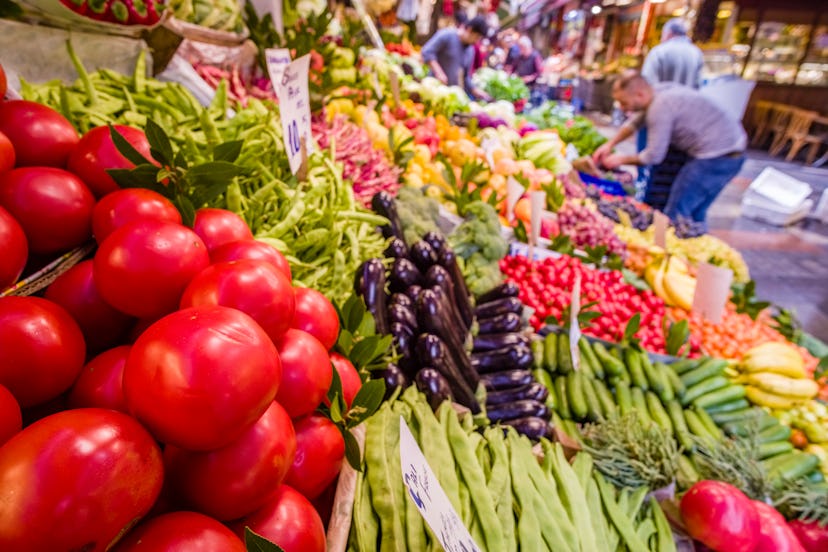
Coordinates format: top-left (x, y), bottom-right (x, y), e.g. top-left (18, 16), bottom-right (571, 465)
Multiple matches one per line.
top-left (693, 407), bottom-right (723, 440)
top-left (669, 358), bottom-right (701, 375)
top-left (567, 371), bottom-right (588, 421)
top-left (579, 338), bottom-right (604, 380)
top-left (625, 348), bottom-right (649, 391)
top-left (576, 347), bottom-right (596, 379)
top-left (531, 338), bottom-right (545, 371)
top-left (593, 342), bottom-right (625, 377)
top-left (581, 374), bottom-right (604, 422)
top-left (662, 366), bottom-right (686, 399)
top-left (666, 400), bottom-right (694, 451)
top-left (693, 384), bottom-right (747, 410)
top-left (765, 452), bottom-right (821, 486)
top-left (543, 332), bottom-right (558, 374)
top-left (646, 391), bottom-right (673, 434)
top-left (630, 387), bottom-right (653, 427)
top-left (647, 360), bottom-right (673, 402)
top-left (758, 440), bottom-right (794, 461)
top-left (554, 375), bottom-right (571, 420)
top-left (706, 398), bottom-right (751, 415)
top-left (710, 407), bottom-right (762, 426)
top-left (684, 409), bottom-right (714, 441)
top-left (723, 412), bottom-right (779, 437)
top-left (615, 381), bottom-right (633, 416)
top-left (680, 358), bottom-right (728, 388)
top-left (558, 333), bottom-right (574, 374)
top-left (758, 424), bottom-right (792, 444)
top-left (533, 369), bottom-right (557, 411)
top-left (592, 379), bottom-right (617, 418)
top-left (562, 419), bottom-right (582, 443)
top-left (680, 377), bottom-right (731, 407)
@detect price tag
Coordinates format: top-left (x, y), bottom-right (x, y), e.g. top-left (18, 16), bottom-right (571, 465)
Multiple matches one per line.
top-left (653, 211), bottom-right (669, 250)
top-left (691, 262), bottom-right (734, 324)
top-left (506, 177), bottom-right (524, 222)
top-left (529, 190), bottom-right (546, 246)
top-left (275, 55), bottom-right (313, 175)
top-left (264, 48), bottom-right (291, 90)
top-left (569, 273), bottom-right (582, 371)
top-left (399, 417), bottom-right (481, 552)
top-left (389, 71), bottom-right (400, 106)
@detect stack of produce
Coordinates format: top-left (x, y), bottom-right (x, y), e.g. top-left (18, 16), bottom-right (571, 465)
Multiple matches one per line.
top-left (515, 130), bottom-right (572, 175)
top-left (447, 201), bottom-right (509, 295)
top-left (471, 68), bottom-right (530, 103)
top-left (169, 0), bottom-right (244, 32)
top-left (733, 342), bottom-right (820, 410)
top-left (777, 401), bottom-right (828, 477)
top-left (557, 200), bottom-right (627, 256)
top-left (521, 102), bottom-right (608, 156)
top-left (587, 186), bottom-right (653, 230)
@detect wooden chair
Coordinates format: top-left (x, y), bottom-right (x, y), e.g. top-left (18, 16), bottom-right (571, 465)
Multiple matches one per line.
top-left (766, 104), bottom-right (796, 154)
top-left (769, 108), bottom-right (826, 163)
top-left (748, 100), bottom-right (776, 147)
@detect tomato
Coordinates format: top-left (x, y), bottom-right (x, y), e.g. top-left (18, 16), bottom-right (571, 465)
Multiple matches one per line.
top-left (0, 205), bottom-right (26, 290)
top-left (0, 408), bottom-right (163, 552)
top-left (0, 130), bottom-right (14, 173)
top-left (284, 414), bottom-right (344, 500)
top-left (164, 401), bottom-right (297, 521)
top-left (123, 305), bottom-right (281, 451)
top-left (752, 500), bottom-right (805, 552)
top-left (180, 259), bottom-right (295, 344)
top-left (94, 219), bottom-right (210, 319)
top-left (0, 383), bottom-right (21, 446)
top-left (291, 287), bottom-right (340, 350)
top-left (788, 519), bottom-right (828, 552)
top-left (192, 207), bottom-right (253, 253)
top-left (231, 485), bottom-right (326, 552)
top-left (680, 480), bottom-right (760, 552)
top-left (210, 239), bottom-right (292, 282)
top-left (0, 100), bottom-right (79, 167)
top-left (91, 188), bottom-right (181, 244)
top-left (330, 352), bottom-right (362, 408)
top-left (113, 511), bottom-right (245, 552)
top-left (68, 125), bottom-right (153, 198)
top-left (0, 64), bottom-right (6, 99)
top-left (0, 167), bottom-right (95, 255)
top-left (44, 260), bottom-right (135, 353)
top-left (67, 345), bottom-right (130, 412)
top-left (275, 329), bottom-right (332, 419)
top-left (0, 296), bottom-right (85, 407)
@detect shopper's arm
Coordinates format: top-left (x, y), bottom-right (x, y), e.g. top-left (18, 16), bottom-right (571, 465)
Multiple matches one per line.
top-left (592, 121), bottom-right (637, 163)
top-left (422, 32), bottom-right (449, 84)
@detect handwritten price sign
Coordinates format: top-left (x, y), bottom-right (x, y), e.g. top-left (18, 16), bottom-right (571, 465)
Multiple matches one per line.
top-left (275, 54), bottom-right (313, 175)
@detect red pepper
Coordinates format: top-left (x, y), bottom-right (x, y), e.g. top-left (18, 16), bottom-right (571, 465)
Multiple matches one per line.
top-left (752, 501), bottom-right (805, 552)
top-left (680, 480), bottom-right (760, 552)
top-left (788, 519), bottom-right (828, 552)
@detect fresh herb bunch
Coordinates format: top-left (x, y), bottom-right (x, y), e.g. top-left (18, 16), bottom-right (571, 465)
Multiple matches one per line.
top-left (774, 478), bottom-right (828, 524)
top-left (691, 428), bottom-right (771, 501)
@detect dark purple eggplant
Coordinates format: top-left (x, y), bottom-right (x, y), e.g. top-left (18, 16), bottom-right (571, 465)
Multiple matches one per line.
top-left (417, 289), bottom-right (476, 387)
top-left (428, 285), bottom-right (468, 343)
top-left (391, 323), bottom-right (415, 358)
top-left (354, 259), bottom-right (390, 336)
top-left (476, 281), bottom-right (520, 304)
top-left (415, 334), bottom-right (480, 413)
top-left (474, 297), bottom-right (524, 319)
top-left (371, 192), bottom-right (404, 241)
top-left (501, 417), bottom-right (554, 440)
top-left (477, 312), bottom-right (522, 335)
top-left (404, 285), bottom-right (423, 303)
top-left (377, 363), bottom-right (409, 400)
top-left (389, 293), bottom-right (413, 311)
top-left (409, 241), bottom-right (438, 273)
top-left (415, 368), bottom-right (453, 411)
top-left (390, 321), bottom-right (414, 340)
top-left (480, 369), bottom-right (533, 391)
top-left (384, 238), bottom-right (409, 260)
top-left (472, 332), bottom-right (530, 352)
top-left (387, 303), bottom-right (418, 333)
top-left (437, 249), bottom-right (473, 329)
top-left (487, 399), bottom-right (549, 423)
top-left (424, 265), bottom-right (466, 333)
top-left (470, 343), bottom-right (533, 373)
top-left (485, 381), bottom-right (548, 406)
top-left (422, 231), bottom-right (447, 256)
top-left (389, 258), bottom-right (423, 293)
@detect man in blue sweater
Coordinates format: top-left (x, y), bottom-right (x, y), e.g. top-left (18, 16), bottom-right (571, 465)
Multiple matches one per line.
top-left (421, 16), bottom-right (491, 100)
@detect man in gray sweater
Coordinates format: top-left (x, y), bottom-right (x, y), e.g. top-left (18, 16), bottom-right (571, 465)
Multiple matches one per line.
top-left (593, 73), bottom-right (746, 228)
top-left (641, 18), bottom-right (704, 89)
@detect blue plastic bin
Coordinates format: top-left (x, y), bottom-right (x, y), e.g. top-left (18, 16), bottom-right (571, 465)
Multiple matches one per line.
top-left (577, 172), bottom-right (628, 196)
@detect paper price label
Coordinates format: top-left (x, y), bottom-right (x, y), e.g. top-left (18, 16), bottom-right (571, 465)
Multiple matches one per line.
top-left (529, 190), bottom-right (546, 246)
top-left (692, 262), bottom-right (733, 324)
top-left (569, 273), bottom-right (582, 371)
top-left (264, 48), bottom-right (291, 91)
top-left (275, 55), bottom-right (313, 175)
top-left (399, 417), bottom-right (481, 552)
top-left (506, 177), bottom-right (524, 222)
top-left (653, 211), bottom-right (669, 250)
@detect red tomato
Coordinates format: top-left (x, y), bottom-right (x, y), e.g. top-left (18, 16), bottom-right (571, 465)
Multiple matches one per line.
top-left (0, 130), bottom-right (14, 173)
top-left (680, 480), bottom-right (760, 552)
top-left (0, 296), bottom-right (85, 407)
top-left (123, 305), bottom-right (281, 451)
top-left (192, 207), bottom-right (253, 253)
top-left (44, 260), bottom-right (135, 353)
top-left (284, 414), bottom-right (344, 500)
top-left (752, 501), bottom-right (805, 552)
top-left (67, 345), bottom-right (131, 412)
top-left (291, 287), bottom-right (340, 350)
top-left (788, 519), bottom-right (828, 552)
top-left (68, 125), bottom-right (153, 198)
top-left (275, 329), bottom-right (332, 419)
top-left (231, 485), bottom-right (326, 552)
top-left (0, 205), bottom-right (26, 290)
top-left (0, 167), bottom-right (95, 255)
top-left (94, 219), bottom-right (210, 319)
top-left (114, 511), bottom-right (245, 552)
top-left (164, 401), bottom-right (297, 521)
top-left (0, 64), bottom-right (5, 99)
top-left (0, 100), bottom-right (79, 167)
top-left (330, 352), bottom-right (362, 408)
top-left (210, 239), bottom-right (292, 282)
top-left (0, 408), bottom-right (163, 552)
top-left (180, 259), bottom-right (295, 344)
top-left (91, 188), bottom-right (181, 244)
top-left (0, 383), bottom-right (21, 446)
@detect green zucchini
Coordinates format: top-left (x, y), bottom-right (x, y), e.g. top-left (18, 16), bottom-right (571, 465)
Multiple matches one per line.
top-left (679, 358), bottom-right (728, 388)
top-left (758, 424), bottom-right (792, 444)
top-left (646, 360), bottom-right (673, 402)
top-left (592, 378), bottom-right (618, 419)
top-left (705, 398), bottom-right (751, 415)
top-left (646, 391), bottom-right (673, 434)
top-left (669, 358), bottom-right (701, 375)
top-left (630, 387), bottom-right (653, 427)
top-left (693, 384), bottom-right (747, 410)
top-left (543, 332), bottom-right (558, 374)
top-left (625, 348), bottom-right (649, 391)
top-left (593, 342), bottom-right (625, 377)
top-left (693, 407), bottom-right (723, 440)
top-left (684, 409), bottom-right (713, 441)
top-left (615, 381), bottom-right (633, 416)
top-left (680, 377), bottom-right (731, 407)
top-left (582, 374), bottom-right (605, 422)
top-left (579, 338), bottom-right (605, 380)
top-left (554, 375), bottom-right (571, 420)
top-left (710, 407), bottom-right (762, 426)
top-left (533, 369), bottom-right (557, 411)
top-left (662, 365), bottom-right (687, 399)
top-left (666, 400), bottom-right (693, 451)
top-left (531, 338), bottom-right (545, 371)
top-left (758, 440), bottom-right (794, 461)
top-left (567, 371), bottom-right (588, 421)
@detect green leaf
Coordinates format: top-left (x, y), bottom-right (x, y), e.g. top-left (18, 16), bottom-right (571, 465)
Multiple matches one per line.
top-left (186, 161), bottom-right (242, 188)
top-left (342, 426), bottom-right (362, 470)
top-left (577, 310), bottom-right (602, 329)
top-left (356, 310), bottom-right (376, 337)
top-left (109, 125), bottom-right (152, 166)
top-left (145, 119), bottom-right (174, 167)
top-left (665, 319), bottom-right (690, 357)
top-left (550, 234), bottom-right (574, 254)
top-left (623, 313), bottom-right (641, 343)
top-left (622, 268), bottom-right (650, 291)
top-left (175, 195), bottom-right (196, 228)
top-left (244, 528), bottom-right (285, 552)
top-left (106, 165), bottom-right (167, 194)
top-left (346, 379), bottom-right (385, 426)
top-left (513, 220), bottom-right (529, 244)
top-left (327, 366), bottom-right (345, 423)
top-left (350, 338), bottom-right (383, 370)
top-left (816, 355), bottom-right (828, 381)
top-left (337, 328), bottom-right (355, 354)
top-left (345, 297), bottom-right (366, 334)
top-left (213, 140), bottom-right (244, 163)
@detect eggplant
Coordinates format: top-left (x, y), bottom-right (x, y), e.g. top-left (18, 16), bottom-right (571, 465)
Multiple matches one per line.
top-left (415, 334), bottom-right (480, 413)
top-left (387, 303), bottom-right (418, 333)
top-left (389, 258), bottom-right (423, 293)
top-left (501, 417), bottom-right (554, 440)
top-left (422, 231), bottom-right (447, 256)
top-left (389, 293), bottom-right (413, 311)
top-left (354, 259), bottom-right (390, 335)
top-left (477, 281), bottom-right (520, 304)
top-left (417, 289), bottom-right (477, 387)
top-left (371, 192), bottom-right (404, 241)
top-left (480, 369), bottom-right (533, 391)
top-left (472, 332), bottom-right (530, 352)
top-left (377, 363), bottom-right (409, 400)
top-left (384, 238), bottom-right (409, 260)
top-left (470, 343), bottom-right (533, 373)
top-left (487, 399), bottom-right (549, 423)
top-left (477, 312), bottom-right (522, 335)
top-left (428, 285), bottom-right (468, 342)
top-left (485, 381), bottom-right (548, 406)
top-left (437, 249), bottom-right (474, 329)
top-left (391, 323), bottom-right (415, 359)
top-left (474, 297), bottom-right (524, 319)
top-left (404, 285), bottom-right (423, 303)
top-left (415, 368), bottom-right (453, 411)
top-left (424, 265), bottom-right (467, 334)
top-left (409, 241), bottom-right (438, 273)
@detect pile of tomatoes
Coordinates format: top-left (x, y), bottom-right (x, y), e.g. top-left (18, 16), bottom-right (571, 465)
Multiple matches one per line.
top-left (0, 91), bottom-right (359, 551)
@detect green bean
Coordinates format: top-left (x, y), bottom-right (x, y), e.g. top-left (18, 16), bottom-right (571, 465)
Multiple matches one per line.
top-left (595, 474), bottom-right (650, 552)
top-left (364, 404), bottom-right (406, 552)
top-left (352, 464), bottom-right (379, 550)
top-left (393, 401), bottom-right (425, 552)
top-left (509, 433), bottom-right (545, 552)
top-left (549, 444), bottom-right (598, 552)
top-left (635, 517), bottom-right (656, 545)
top-left (485, 428), bottom-right (517, 552)
top-left (650, 497), bottom-right (677, 552)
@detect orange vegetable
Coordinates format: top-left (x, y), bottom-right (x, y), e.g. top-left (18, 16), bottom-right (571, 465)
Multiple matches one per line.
top-left (790, 428), bottom-right (809, 449)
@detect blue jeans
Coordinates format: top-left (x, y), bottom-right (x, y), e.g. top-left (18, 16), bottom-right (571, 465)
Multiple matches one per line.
top-left (663, 154), bottom-right (745, 230)
top-left (636, 128), bottom-right (651, 201)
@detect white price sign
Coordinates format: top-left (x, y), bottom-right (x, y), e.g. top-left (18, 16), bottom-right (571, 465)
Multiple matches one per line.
top-left (275, 55), bottom-right (313, 175)
top-left (653, 211), bottom-right (669, 250)
top-left (264, 48), bottom-right (291, 91)
top-left (399, 417), bottom-right (481, 552)
top-left (569, 273), bottom-right (582, 371)
top-left (692, 262), bottom-right (734, 324)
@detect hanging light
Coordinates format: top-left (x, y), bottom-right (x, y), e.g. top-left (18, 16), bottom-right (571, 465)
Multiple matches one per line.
top-left (591, 5), bottom-right (602, 14)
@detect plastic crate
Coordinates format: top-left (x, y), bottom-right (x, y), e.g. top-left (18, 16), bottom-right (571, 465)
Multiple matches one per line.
top-left (578, 172), bottom-right (628, 196)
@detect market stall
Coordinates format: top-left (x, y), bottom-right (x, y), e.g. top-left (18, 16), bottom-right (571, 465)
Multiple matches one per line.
top-left (0, 2), bottom-right (827, 551)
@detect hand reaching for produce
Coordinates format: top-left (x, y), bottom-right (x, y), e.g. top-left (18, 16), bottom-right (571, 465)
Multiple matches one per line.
top-left (592, 143), bottom-right (613, 165)
top-left (601, 153), bottom-right (626, 170)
